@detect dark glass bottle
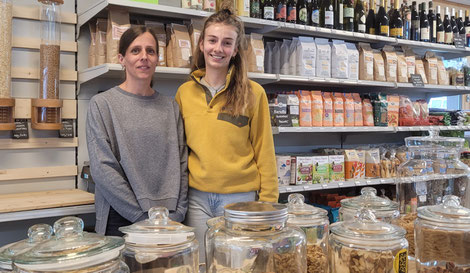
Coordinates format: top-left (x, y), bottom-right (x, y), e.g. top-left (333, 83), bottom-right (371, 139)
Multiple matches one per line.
top-left (297, 0), bottom-right (309, 24)
top-left (451, 8), bottom-right (458, 36)
top-left (344, 0), bottom-right (354, 30)
top-left (335, 0), bottom-right (344, 29)
top-left (310, 0), bottom-right (320, 25)
top-left (263, 0), bottom-right (275, 20)
top-left (444, 7), bottom-right (453, 44)
top-left (466, 10), bottom-right (470, 46)
top-left (366, 0), bottom-right (376, 34)
top-left (401, 0), bottom-right (411, 39)
top-left (251, 0), bottom-right (262, 18)
top-left (420, 2), bottom-right (430, 42)
top-left (436, 5), bottom-right (444, 43)
top-left (458, 9), bottom-right (465, 39)
top-left (321, 0), bottom-right (335, 28)
top-left (390, 0), bottom-right (403, 38)
top-left (355, 0), bottom-right (366, 32)
top-left (276, 0), bottom-right (287, 21)
top-left (375, 0), bottom-right (389, 36)
top-left (428, 1), bottom-right (436, 42)
top-left (411, 1), bottom-right (420, 40)
top-left (287, 0), bottom-right (297, 23)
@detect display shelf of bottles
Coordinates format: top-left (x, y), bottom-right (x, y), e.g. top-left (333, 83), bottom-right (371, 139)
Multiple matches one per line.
top-left (273, 125), bottom-right (470, 134)
top-left (278, 177), bottom-right (396, 193)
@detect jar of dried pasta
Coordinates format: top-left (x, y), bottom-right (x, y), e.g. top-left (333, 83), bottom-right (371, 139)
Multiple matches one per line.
top-left (415, 195), bottom-right (470, 273)
top-left (286, 193), bottom-right (329, 273)
top-left (13, 217), bottom-right (129, 272)
top-left (0, 0), bottom-right (15, 130)
top-left (329, 208), bottom-right (409, 273)
top-left (340, 187), bottom-right (400, 224)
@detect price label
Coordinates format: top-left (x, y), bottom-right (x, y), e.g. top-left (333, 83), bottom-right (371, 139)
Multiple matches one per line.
top-left (59, 119), bottom-right (74, 138)
top-left (454, 36), bottom-right (465, 48)
top-left (11, 119), bottom-right (28, 139)
top-left (410, 74), bottom-right (424, 87)
top-left (322, 184), bottom-right (329, 188)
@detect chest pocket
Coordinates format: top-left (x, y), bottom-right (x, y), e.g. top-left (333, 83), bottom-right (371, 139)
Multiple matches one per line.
top-left (217, 113), bottom-right (249, 128)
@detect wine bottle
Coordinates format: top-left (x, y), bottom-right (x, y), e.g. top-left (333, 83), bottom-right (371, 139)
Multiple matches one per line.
top-left (287, 0), bottom-right (297, 23)
top-left (428, 1), bottom-right (436, 43)
top-left (420, 2), bottom-right (429, 42)
top-left (411, 1), bottom-right (420, 41)
top-left (251, 0), bottom-right (261, 18)
top-left (444, 7), bottom-right (453, 45)
top-left (401, 0), bottom-right (411, 39)
top-left (344, 0), bottom-right (355, 31)
top-left (390, 0), bottom-right (403, 38)
top-left (375, 0), bottom-right (389, 36)
top-left (263, 0), bottom-right (275, 20)
top-left (321, 0), bottom-right (335, 28)
top-left (451, 8), bottom-right (458, 36)
top-left (276, 0), bottom-right (287, 21)
top-left (458, 10), bottom-right (465, 40)
top-left (297, 0), bottom-right (308, 24)
top-left (387, 0), bottom-right (394, 19)
top-left (366, 0), bottom-right (376, 34)
top-left (310, 0), bottom-right (320, 26)
top-left (335, 0), bottom-right (344, 29)
top-left (436, 5), bottom-right (444, 44)
top-left (355, 0), bottom-right (366, 32)
top-left (466, 10), bottom-right (470, 46)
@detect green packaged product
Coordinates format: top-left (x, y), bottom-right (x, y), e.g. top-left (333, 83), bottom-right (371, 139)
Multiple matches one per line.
top-left (312, 156), bottom-right (329, 184)
top-left (371, 94), bottom-right (388, 127)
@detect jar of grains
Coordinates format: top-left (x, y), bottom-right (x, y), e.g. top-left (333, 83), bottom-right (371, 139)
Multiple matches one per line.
top-left (0, 0), bottom-right (15, 130)
top-left (286, 193), bottom-right (329, 273)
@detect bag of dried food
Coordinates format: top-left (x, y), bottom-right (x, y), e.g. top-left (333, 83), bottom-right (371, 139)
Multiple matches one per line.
top-left (298, 90), bottom-right (312, 127)
top-left (387, 95), bottom-right (399, 127)
top-left (322, 92), bottom-right (333, 127)
top-left (311, 91), bottom-right (323, 127)
top-left (333, 93), bottom-right (345, 127)
top-left (359, 43), bottom-right (374, 81)
top-left (362, 97), bottom-right (374, 126)
top-left (344, 93), bottom-right (355, 127)
top-left (399, 95), bottom-right (416, 126)
top-left (372, 94), bottom-right (388, 127)
top-left (365, 149), bottom-right (381, 178)
top-left (106, 8), bottom-right (131, 64)
top-left (352, 93), bottom-right (363, 126)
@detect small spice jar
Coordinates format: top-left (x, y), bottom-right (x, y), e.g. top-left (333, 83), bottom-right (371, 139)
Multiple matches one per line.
top-left (329, 209), bottom-right (409, 273)
top-left (0, 0), bottom-right (15, 130)
top-left (32, 0), bottom-right (64, 130)
top-left (415, 195), bottom-right (470, 273)
top-left (0, 224), bottom-right (52, 272)
top-left (340, 187), bottom-right (400, 223)
top-left (286, 193), bottom-right (329, 273)
top-left (13, 217), bottom-right (129, 273)
top-left (206, 201), bottom-right (307, 273)
top-left (119, 207), bottom-right (199, 272)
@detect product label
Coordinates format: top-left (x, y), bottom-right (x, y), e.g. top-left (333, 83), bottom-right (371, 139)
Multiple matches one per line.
top-left (264, 6), bottom-right (275, 19)
top-left (393, 249), bottom-right (408, 273)
top-left (299, 7), bottom-right (308, 23)
top-left (433, 21), bottom-right (437, 38)
top-left (112, 25), bottom-right (130, 40)
top-left (466, 26), bottom-right (470, 35)
top-left (445, 32), bottom-right (453, 43)
top-left (325, 10), bottom-right (334, 25)
top-left (369, 27), bottom-right (376, 34)
top-left (312, 9), bottom-right (320, 24)
top-left (437, 31), bottom-right (445, 43)
top-left (251, 1), bottom-right (260, 14)
top-left (420, 27), bottom-right (430, 40)
top-left (244, 0), bottom-right (250, 12)
top-left (344, 7), bottom-right (354, 18)
top-left (204, 0), bottom-right (215, 9)
top-left (381, 25), bottom-right (389, 35)
top-left (287, 6), bottom-right (297, 21)
top-left (339, 4), bottom-right (344, 23)
top-left (358, 23), bottom-right (366, 32)
top-left (276, 4), bottom-right (287, 20)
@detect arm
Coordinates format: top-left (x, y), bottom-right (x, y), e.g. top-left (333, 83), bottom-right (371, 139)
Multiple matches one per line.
top-left (86, 98), bottom-right (146, 222)
top-left (249, 85), bottom-right (279, 202)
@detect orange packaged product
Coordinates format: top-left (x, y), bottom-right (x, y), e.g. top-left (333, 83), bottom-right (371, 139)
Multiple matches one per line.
top-left (311, 91), bottom-right (323, 127)
top-left (362, 98), bottom-right (374, 126)
top-left (322, 92), bottom-right (333, 127)
top-left (345, 149), bottom-right (366, 180)
top-left (399, 95), bottom-right (416, 126)
top-left (333, 93), bottom-right (345, 127)
top-left (297, 90), bottom-right (312, 127)
top-left (387, 95), bottom-right (399, 127)
top-left (352, 93), bottom-right (363, 126)
top-left (344, 93), bottom-right (355, 127)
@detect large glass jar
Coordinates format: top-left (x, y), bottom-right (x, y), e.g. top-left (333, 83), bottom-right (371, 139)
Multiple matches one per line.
top-left (286, 193), bottom-right (329, 273)
top-left (13, 217), bottom-right (129, 273)
top-left (0, 0), bottom-right (14, 130)
top-left (0, 224), bottom-right (52, 272)
top-left (397, 130), bottom-right (470, 257)
top-left (415, 195), bottom-right (470, 273)
top-left (119, 207), bottom-right (199, 272)
top-left (340, 187), bottom-right (400, 223)
top-left (329, 209), bottom-right (409, 273)
top-left (206, 201), bottom-right (307, 273)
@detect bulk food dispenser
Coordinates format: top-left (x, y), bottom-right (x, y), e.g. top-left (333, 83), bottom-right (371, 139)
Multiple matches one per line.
top-left (32, 0), bottom-right (63, 130)
top-left (397, 130), bottom-right (470, 257)
top-left (0, 0), bottom-right (15, 130)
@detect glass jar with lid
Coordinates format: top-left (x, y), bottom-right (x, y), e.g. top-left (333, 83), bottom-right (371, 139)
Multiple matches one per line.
top-left (0, 224), bottom-right (52, 272)
top-left (13, 217), bottom-right (129, 273)
top-left (415, 195), bottom-right (470, 272)
top-left (286, 193), bottom-right (329, 273)
top-left (119, 207), bottom-right (199, 272)
top-left (397, 130), bottom-right (470, 257)
top-left (329, 209), bottom-right (409, 273)
top-left (340, 187), bottom-right (400, 223)
top-left (205, 201), bottom-right (307, 273)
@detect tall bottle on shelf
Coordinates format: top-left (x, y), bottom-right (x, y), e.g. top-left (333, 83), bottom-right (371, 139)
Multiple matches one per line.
top-left (335, 0), bottom-right (344, 29)
top-left (420, 2), bottom-right (430, 42)
top-left (375, 0), bottom-right (389, 36)
top-left (466, 10), bottom-right (470, 46)
top-left (401, 0), bottom-right (411, 39)
top-left (344, 0), bottom-right (355, 31)
top-left (263, 0), bottom-right (275, 20)
top-left (237, 0), bottom-right (250, 16)
top-left (287, 0), bottom-right (297, 23)
top-left (428, 1), bottom-right (436, 42)
top-left (250, 0), bottom-right (261, 18)
top-left (310, 0), bottom-right (320, 26)
top-left (451, 8), bottom-right (459, 39)
top-left (297, 0), bottom-right (309, 24)
top-left (387, 0), bottom-right (394, 19)
top-left (411, 1), bottom-right (420, 40)
top-left (321, 0), bottom-right (335, 28)
top-left (444, 7), bottom-right (453, 45)
top-left (276, 0), bottom-right (287, 21)
top-left (355, 0), bottom-right (366, 32)
top-left (390, 0), bottom-right (403, 38)
top-left (458, 10), bottom-right (465, 43)
top-left (366, 0), bottom-right (376, 34)
top-left (436, 5), bottom-right (444, 43)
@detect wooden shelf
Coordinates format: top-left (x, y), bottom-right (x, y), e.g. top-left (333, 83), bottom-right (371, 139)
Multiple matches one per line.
top-left (12, 68), bottom-right (77, 82)
top-left (13, 5), bottom-right (77, 25)
top-left (12, 37), bottom-right (77, 52)
top-left (0, 165), bottom-right (78, 182)
top-left (14, 99), bottom-right (76, 120)
top-left (273, 126), bottom-right (470, 134)
top-left (0, 189), bottom-right (94, 214)
top-left (279, 178), bottom-right (396, 193)
top-left (0, 137), bottom-right (78, 150)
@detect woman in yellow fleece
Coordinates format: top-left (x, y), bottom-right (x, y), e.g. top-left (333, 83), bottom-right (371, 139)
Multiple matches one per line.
top-left (175, 1), bottom-right (278, 262)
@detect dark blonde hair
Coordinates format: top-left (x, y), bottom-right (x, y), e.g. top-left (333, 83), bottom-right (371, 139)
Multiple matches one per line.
top-left (191, 0), bottom-right (253, 117)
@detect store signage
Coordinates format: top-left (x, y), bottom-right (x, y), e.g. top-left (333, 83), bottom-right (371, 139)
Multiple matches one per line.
top-left (59, 119), bottom-right (74, 138)
top-left (410, 74), bottom-right (424, 87)
top-left (11, 119), bottom-right (29, 139)
top-left (454, 36), bottom-right (465, 48)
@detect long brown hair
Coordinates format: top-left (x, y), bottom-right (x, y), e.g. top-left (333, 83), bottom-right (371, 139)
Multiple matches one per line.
top-left (191, 0), bottom-right (253, 117)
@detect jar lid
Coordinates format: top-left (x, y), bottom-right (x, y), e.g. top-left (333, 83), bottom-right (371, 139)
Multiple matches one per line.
top-left (14, 217), bottom-right (124, 271)
top-left (0, 224), bottom-right (53, 270)
top-left (286, 193), bottom-right (328, 226)
top-left (405, 130), bottom-right (464, 150)
top-left (37, 0), bottom-right (64, 4)
top-left (418, 195), bottom-right (470, 224)
top-left (119, 207), bottom-right (195, 246)
top-left (224, 201), bottom-right (288, 224)
top-left (340, 187), bottom-right (399, 212)
top-left (330, 209), bottom-right (406, 241)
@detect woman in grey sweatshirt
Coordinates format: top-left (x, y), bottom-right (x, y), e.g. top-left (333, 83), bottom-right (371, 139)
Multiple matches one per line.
top-left (86, 26), bottom-right (188, 236)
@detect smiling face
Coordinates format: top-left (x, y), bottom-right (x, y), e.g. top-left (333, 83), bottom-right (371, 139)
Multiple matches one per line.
top-left (200, 23), bottom-right (239, 71)
top-left (118, 32), bottom-right (158, 83)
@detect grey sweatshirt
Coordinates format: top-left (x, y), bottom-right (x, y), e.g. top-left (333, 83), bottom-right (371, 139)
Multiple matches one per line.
top-left (86, 86), bottom-right (188, 234)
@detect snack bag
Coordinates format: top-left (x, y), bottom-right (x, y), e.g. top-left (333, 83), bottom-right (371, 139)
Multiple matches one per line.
top-left (352, 93), bottom-right (363, 126)
top-left (333, 93), bottom-right (345, 127)
top-left (362, 98), bottom-right (374, 126)
top-left (344, 93), bottom-right (355, 127)
top-left (365, 149), bottom-right (381, 178)
top-left (387, 95), bottom-right (400, 127)
top-left (322, 92), bottom-right (333, 127)
top-left (311, 91), bottom-right (323, 126)
top-left (298, 90), bottom-right (312, 127)
top-left (399, 95), bottom-right (416, 126)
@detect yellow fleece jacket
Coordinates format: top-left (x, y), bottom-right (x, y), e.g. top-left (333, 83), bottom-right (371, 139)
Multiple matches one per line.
top-left (175, 68), bottom-right (278, 202)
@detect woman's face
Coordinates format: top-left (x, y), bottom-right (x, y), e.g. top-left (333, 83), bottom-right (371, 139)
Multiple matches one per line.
top-left (200, 23), bottom-right (238, 71)
top-left (119, 32), bottom-right (158, 82)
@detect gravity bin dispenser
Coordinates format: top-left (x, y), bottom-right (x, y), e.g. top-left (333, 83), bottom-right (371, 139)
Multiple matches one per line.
top-left (0, 0), bottom-right (15, 131)
top-left (32, 0), bottom-right (63, 130)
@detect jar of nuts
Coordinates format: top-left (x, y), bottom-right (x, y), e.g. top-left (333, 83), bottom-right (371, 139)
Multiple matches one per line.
top-left (415, 195), bottom-right (470, 273)
top-left (286, 193), bottom-right (329, 273)
top-left (329, 208), bottom-right (409, 273)
top-left (340, 187), bottom-right (400, 224)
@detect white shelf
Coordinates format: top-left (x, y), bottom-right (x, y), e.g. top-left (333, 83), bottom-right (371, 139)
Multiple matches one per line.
top-left (273, 126), bottom-right (470, 134)
top-left (279, 178), bottom-right (396, 193)
top-left (0, 205), bottom-right (95, 223)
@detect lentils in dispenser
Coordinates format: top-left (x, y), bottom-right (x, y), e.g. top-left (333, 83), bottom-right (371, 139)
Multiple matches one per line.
top-left (0, 0), bottom-right (15, 130)
top-left (286, 193), bottom-right (329, 273)
top-left (119, 207), bottom-right (199, 272)
top-left (397, 130), bottom-right (470, 257)
top-left (205, 201), bottom-right (307, 273)
top-left (32, 0), bottom-right (63, 130)
top-left (340, 187), bottom-right (400, 223)
top-left (13, 217), bottom-right (129, 273)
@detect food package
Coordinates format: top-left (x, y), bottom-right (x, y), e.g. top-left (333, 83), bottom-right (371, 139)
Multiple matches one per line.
top-left (359, 43), bottom-right (374, 81)
top-left (166, 25), bottom-right (173, 67)
top-left (167, 23), bottom-right (192, 68)
top-left (352, 93), bottom-right (363, 126)
top-left (187, 19), bottom-right (203, 56)
top-left (437, 56), bottom-right (449, 85)
top-left (296, 156), bottom-right (314, 184)
top-left (246, 33), bottom-right (265, 73)
top-left (315, 38), bottom-right (331, 78)
top-left (424, 52), bottom-right (438, 85)
top-left (296, 36), bottom-right (316, 76)
top-left (415, 58), bottom-right (428, 84)
top-left (346, 42), bottom-right (359, 80)
top-left (344, 93), bottom-right (355, 127)
top-left (298, 90), bottom-right (312, 127)
top-left (272, 40), bottom-right (281, 74)
top-left (331, 40), bottom-right (348, 79)
top-left (280, 39), bottom-right (291, 75)
top-left (417, 99), bottom-right (429, 125)
top-left (264, 42), bottom-right (274, 74)
top-left (333, 92), bottom-right (345, 127)
top-left (289, 156), bottom-right (297, 185)
top-left (312, 156), bottom-right (330, 184)
top-left (95, 18), bottom-right (107, 66)
top-left (396, 51), bottom-right (408, 83)
top-left (403, 47), bottom-right (416, 79)
top-left (387, 95), bottom-right (399, 127)
top-left (106, 8), bottom-right (131, 64)
top-left (399, 95), bottom-right (416, 126)
top-left (329, 155), bottom-right (345, 182)
top-left (289, 37), bottom-right (298, 75)
top-left (322, 92), bottom-right (333, 127)
top-left (365, 149), bottom-right (381, 178)
top-left (276, 155), bottom-right (292, 186)
top-left (145, 21), bottom-right (167, 67)
top-left (362, 98), bottom-right (374, 126)
top-left (311, 91), bottom-right (323, 126)
top-left (88, 21), bottom-right (96, 68)
top-left (287, 94), bottom-right (300, 127)
top-left (373, 50), bottom-right (386, 82)
top-left (372, 94), bottom-right (388, 126)
top-left (345, 150), bottom-right (365, 180)
top-left (382, 45), bottom-right (397, 82)
top-left (380, 149), bottom-right (392, 178)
